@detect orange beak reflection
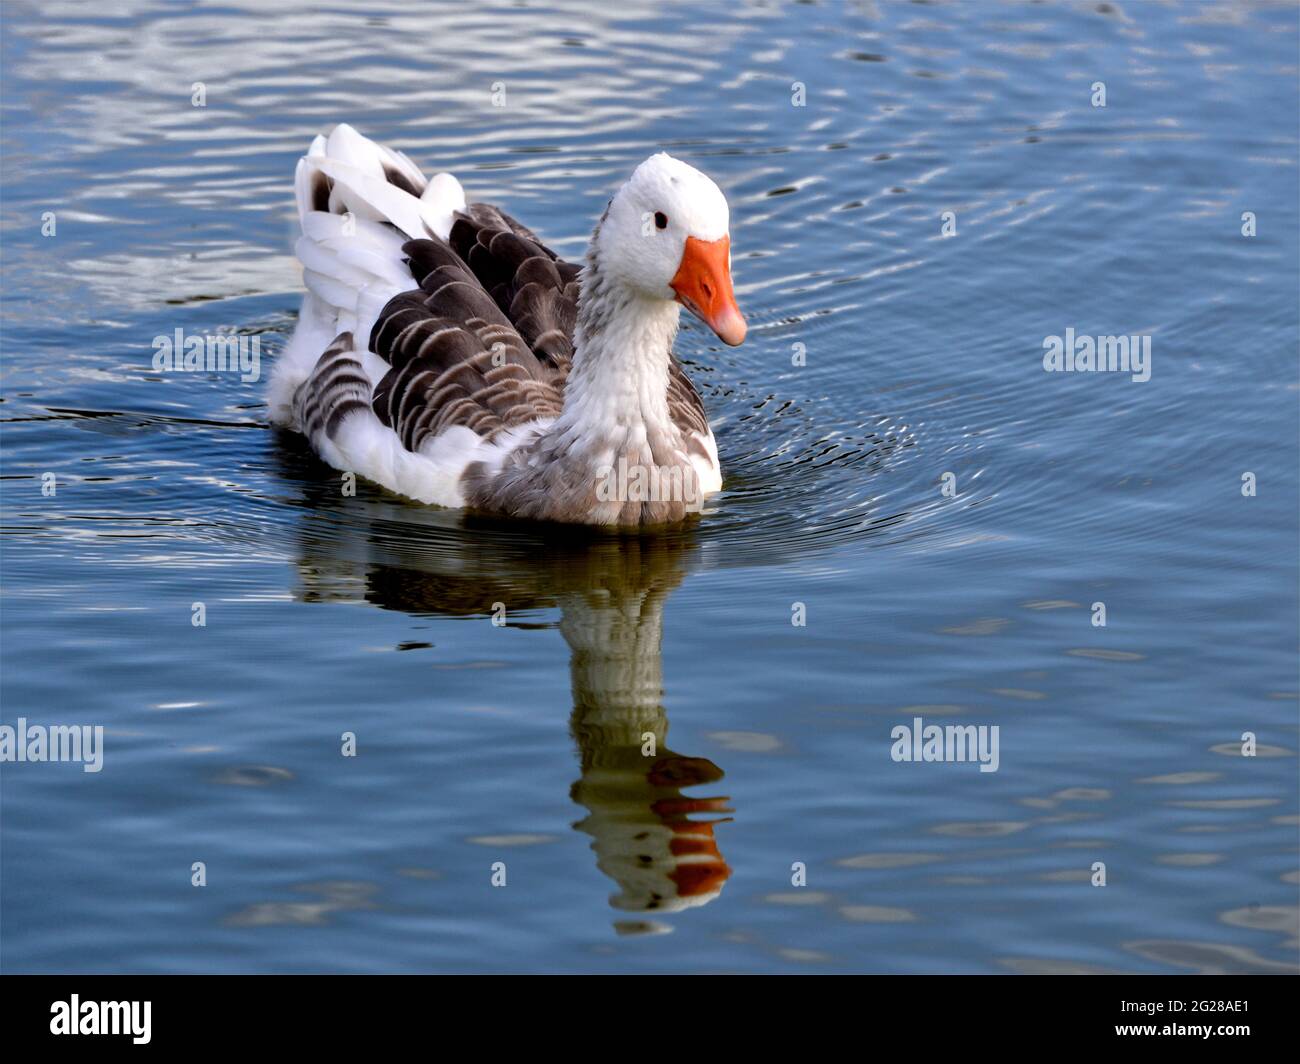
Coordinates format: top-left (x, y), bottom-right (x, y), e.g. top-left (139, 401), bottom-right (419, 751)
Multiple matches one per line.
top-left (670, 235), bottom-right (747, 346)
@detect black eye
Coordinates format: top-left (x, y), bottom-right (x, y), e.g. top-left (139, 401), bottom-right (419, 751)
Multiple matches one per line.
top-left (654, 211), bottom-right (668, 230)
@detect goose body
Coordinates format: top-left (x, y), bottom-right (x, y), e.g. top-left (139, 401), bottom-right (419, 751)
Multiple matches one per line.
top-left (268, 125), bottom-right (746, 526)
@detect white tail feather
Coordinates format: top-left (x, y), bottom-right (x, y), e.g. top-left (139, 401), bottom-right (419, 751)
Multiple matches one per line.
top-left (269, 124), bottom-right (467, 426)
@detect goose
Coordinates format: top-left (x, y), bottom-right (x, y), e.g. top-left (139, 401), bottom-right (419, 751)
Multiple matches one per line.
top-left (268, 124), bottom-right (746, 526)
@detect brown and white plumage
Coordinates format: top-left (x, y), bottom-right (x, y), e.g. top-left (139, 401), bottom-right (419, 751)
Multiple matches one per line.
top-left (268, 125), bottom-right (745, 526)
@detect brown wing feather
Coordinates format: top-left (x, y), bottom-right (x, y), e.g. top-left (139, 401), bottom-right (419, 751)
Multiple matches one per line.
top-left (667, 361), bottom-right (709, 442)
top-left (294, 331), bottom-right (371, 446)
top-left (448, 203), bottom-right (581, 371)
top-left (368, 202), bottom-right (713, 457)
top-left (369, 238), bottom-right (562, 451)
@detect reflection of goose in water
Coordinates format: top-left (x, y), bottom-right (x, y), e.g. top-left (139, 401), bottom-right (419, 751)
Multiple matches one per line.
top-left (276, 462), bottom-right (731, 918)
top-left (563, 546), bottom-right (731, 916)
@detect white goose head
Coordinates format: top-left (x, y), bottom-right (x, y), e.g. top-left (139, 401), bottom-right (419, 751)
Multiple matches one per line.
top-left (594, 153), bottom-right (747, 346)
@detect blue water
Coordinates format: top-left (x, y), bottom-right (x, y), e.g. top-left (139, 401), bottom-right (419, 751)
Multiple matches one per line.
top-left (1, 0), bottom-right (1297, 974)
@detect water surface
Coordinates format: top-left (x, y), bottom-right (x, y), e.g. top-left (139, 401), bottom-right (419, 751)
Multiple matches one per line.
top-left (1, 0), bottom-right (1297, 974)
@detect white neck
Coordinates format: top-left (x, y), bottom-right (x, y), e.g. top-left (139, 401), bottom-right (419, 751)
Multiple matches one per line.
top-left (552, 253), bottom-right (681, 450)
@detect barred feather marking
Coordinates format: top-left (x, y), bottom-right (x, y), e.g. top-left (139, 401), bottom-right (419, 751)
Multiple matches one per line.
top-left (293, 332), bottom-right (370, 445)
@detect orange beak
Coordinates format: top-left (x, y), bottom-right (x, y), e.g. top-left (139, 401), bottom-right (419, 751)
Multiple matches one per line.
top-left (670, 235), bottom-right (747, 346)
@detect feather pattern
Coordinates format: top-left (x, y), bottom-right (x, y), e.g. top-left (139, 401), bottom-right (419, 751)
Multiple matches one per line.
top-left (293, 331), bottom-right (371, 446)
top-left (267, 125), bottom-right (730, 526)
top-left (369, 239), bottom-right (563, 451)
top-left (447, 203), bottom-right (581, 368)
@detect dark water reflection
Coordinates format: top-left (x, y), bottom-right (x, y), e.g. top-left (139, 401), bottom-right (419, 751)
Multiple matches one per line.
top-left (283, 471), bottom-right (737, 921)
